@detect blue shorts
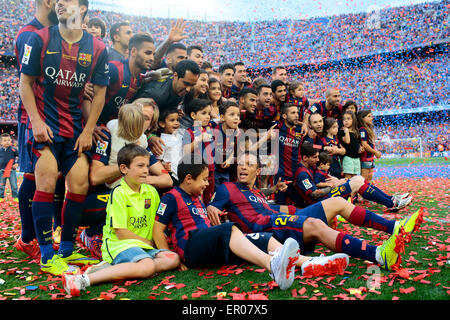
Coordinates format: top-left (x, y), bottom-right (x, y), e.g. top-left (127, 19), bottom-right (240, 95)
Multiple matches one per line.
top-left (83, 185), bottom-right (111, 215)
top-left (31, 135), bottom-right (91, 176)
top-left (17, 122), bottom-right (33, 173)
top-left (271, 202), bottom-right (328, 254)
top-left (361, 161), bottom-right (375, 169)
top-left (113, 247), bottom-right (170, 265)
top-left (183, 222), bottom-right (273, 268)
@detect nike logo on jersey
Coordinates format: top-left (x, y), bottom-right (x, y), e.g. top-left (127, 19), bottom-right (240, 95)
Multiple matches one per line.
top-left (46, 50), bottom-right (60, 55)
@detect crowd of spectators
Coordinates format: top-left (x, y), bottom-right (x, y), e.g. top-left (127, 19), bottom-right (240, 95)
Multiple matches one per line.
top-left (0, 0), bottom-right (448, 152)
top-left (0, 0), bottom-right (448, 64)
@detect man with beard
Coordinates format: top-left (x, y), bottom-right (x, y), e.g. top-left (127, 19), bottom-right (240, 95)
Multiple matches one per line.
top-left (230, 61), bottom-right (249, 99)
top-left (264, 80), bottom-right (287, 122)
top-left (13, 0), bottom-right (60, 262)
top-left (240, 86), bottom-right (271, 131)
top-left (273, 104), bottom-right (303, 204)
top-left (132, 59), bottom-right (200, 112)
top-left (95, 33), bottom-right (156, 126)
top-left (302, 88), bottom-right (343, 136)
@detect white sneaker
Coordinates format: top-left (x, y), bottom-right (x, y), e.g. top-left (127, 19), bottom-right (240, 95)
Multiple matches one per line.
top-left (393, 196), bottom-right (413, 210)
top-left (301, 253), bottom-right (350, 277)
top-left (269, 238), bottom-right (299, 290)
top-left (85, 261), bottom-right (111, 275)
top-left (392, 192), bottom-right (410, 202)
top-left (62, 274), bottom-right (89, 296)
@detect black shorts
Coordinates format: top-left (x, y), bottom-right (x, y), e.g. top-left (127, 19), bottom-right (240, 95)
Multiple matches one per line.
top-left (183, 222), bottom-right (273, 269)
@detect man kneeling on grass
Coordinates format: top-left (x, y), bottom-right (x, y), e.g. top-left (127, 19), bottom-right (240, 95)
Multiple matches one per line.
top-left (63, 144), bottom-right (180, 296)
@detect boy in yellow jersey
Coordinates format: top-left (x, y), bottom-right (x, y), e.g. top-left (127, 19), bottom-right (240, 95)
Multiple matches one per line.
top-left (62, 144), bottom-right (180, 296)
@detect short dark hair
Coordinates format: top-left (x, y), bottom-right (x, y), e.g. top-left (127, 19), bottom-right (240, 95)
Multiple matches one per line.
top-left (167, 43), bottom-right (187, 55)
top-left (343, 100), bottom-right (359, 113)
top-left (110, 21), bottom-right (130, 42)
top-left (271, 80), bottom-right (286, 92)
top-left (233, 61), bottom-right (245, 68)
top-left (187, 45), bottom-right (203, 55)
top-left (219, 63), bottom-right (235, 75)
top-left (117, 143), bottom-right (150, 169)
top-left (256, 84), bottom-right (271, 95)
top-left (219, 100), bottom-right (239, 115)
top-left (1, 133), bottom-right (10, 139)
top-left (158, 108), bottom-right (179, 123)
top-left (301, 142), bottom-right (319, 158)
top-left (88, 17), bottom-right (106, 38)
top-left (185, 98), bottom-right (211, 116)
top-left (177, 155), bottom-right (208, 183)
top-left (318, 152), bottom-right (332, 165)
top-left (128, 32), bottom-right (154, 53)
top-left (238, 87), bottom-right (257, 99)
top-left (173, 59), bottom-right (200, 78)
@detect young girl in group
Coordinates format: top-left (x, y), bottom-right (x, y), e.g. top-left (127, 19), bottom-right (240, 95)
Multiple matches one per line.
top-left (337, 111), bottom-right (362, 180)
top-left (323, 118), bottom-right (345, 178)
top-left (357, 109), bottom-right (381, 183)
top-left (207, 78), bottom-right (223, 124)
top-left (157, 109), bottom-right (182, 184)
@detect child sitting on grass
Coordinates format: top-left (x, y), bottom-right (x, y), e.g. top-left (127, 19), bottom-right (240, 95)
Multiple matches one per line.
top-left (63, 144), bottom-right (180, 296)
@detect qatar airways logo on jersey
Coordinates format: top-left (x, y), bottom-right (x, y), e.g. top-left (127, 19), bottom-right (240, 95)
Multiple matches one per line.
top-left (279, 135), bottom-right (300, 148)
top-left (45, 66), bottom-right (87, 88)
top-left (248, 194), bottom-right (268, 205)
top-left (191, 207), bottom-right (208, 217)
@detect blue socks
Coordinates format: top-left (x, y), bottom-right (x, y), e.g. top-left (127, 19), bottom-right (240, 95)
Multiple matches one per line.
top-left (32, 191), bottom-right (55, 263)
top-left (18, 174), bottom-right (36, 243)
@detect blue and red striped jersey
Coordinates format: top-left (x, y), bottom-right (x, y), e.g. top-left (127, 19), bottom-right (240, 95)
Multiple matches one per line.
top-left (20, 26), bottom-right (109, 138)
top-left (14, 17), bottom-right (45, 124)
top-left (314, 169), bottom-right (330, 185)
top-left (209, 182), bottom-right (282, 233)
top-left (325, 135), bottom-right (342, 162)
top-left (240, 107), bottom-right (269, 130)
top-left (293, 163), bottom-right (317, 207)
top-left (301, 134), bottom-right (327, 151)
top-left (212, 124), bottom-right (242, 173)
top-left (359, 127), bottom-right (375, 162)
top-left (97, 59), bottom-right (142, 125)
top-left (183, 124), bottom-right (216, 172)
top-left (288, 96), bottom-right (309, 123)
top-left (307, 100), bottom-right (343, 120)
top-left (156, 186), bottom-right (211, 260)
top-left (275, 120), bottom-right (303, 179)
top-left (264, 103), bottom-right (281, 122)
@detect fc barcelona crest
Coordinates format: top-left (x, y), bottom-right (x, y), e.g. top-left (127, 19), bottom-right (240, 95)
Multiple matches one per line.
top-left (144, 199), bottom-right (151, 209)
top-left (78, 53), bottom-right (92, 67)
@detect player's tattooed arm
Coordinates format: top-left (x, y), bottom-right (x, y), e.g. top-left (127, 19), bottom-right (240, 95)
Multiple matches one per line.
top-left (310, 187), bottom-right (331, 199)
